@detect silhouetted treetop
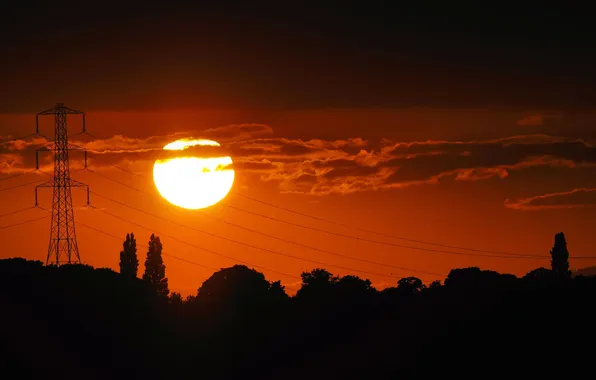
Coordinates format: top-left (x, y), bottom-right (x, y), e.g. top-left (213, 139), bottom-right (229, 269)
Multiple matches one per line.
top-left (551, 232), bottom-right (571, 279)
top-left (523, 267), bottom-right (555, 286)
top-left (119, 232), bottom-right (138, 279)
top-left (142, 234), bottom-right (169, 298)
top-left (195, 265), bottom-right (288, 308)
top-left (335, 275), bottom-right (375, 295)
top-left (445, 267), bottom-right (518, 290)
top-left (397, 276), bottom-right (425, 294)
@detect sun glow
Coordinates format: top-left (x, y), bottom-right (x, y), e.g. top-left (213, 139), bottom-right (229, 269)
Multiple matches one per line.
top-left (153, 139), bottom-right (235, 209)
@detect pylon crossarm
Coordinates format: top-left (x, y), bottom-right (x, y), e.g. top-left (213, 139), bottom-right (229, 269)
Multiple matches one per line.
top-left (36, 142), bottom-right (56, 152)
top-left (37, 105), bottom-right (83, 115)
top-left (34, 180), bottom-right (53, 206)
top-left (70, 180), bottom-right (88, 188)
top-left (36, 107), bottom-right (59, 115)
top-left (36, 180), bottom-right (55, 188)
top-left (66, 143), bottom-right (85, 151)
top-left (35, 179), bottom-right (55, 188)
top-left (60, 106), bottom-right (84, 114)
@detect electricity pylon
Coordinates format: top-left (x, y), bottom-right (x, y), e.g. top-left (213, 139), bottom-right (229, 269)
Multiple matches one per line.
top-left (35, 103), bottom-right (90, 265)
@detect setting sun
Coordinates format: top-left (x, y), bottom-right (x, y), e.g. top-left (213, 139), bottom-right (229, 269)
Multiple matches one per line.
top-left (153, 139), bottom-right (234, 209)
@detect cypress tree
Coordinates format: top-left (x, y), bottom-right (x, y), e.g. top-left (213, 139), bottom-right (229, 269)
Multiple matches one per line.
top-left (119, 233), bottom-right (138, 279)
top-left (550, 232), bottom-right (571, 279)
top-left (142, 234), bottom-right (169, 297)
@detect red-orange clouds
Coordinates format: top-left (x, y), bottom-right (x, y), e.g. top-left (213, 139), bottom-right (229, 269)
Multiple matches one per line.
top-left (505, 188), bottom-right (596, 210)
top-left (4, 127), bottom-right (596, 205)
top-left (516, 113), bottom-right (563, 127)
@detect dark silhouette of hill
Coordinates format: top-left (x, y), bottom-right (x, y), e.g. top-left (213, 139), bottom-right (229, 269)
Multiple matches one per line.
top-left (1, 234), bottom-right (596, 378)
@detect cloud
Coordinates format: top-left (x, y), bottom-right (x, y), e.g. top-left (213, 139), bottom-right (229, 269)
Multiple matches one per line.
top-left (75, 134), bottom-right (178, 154)
top-left (3, 128), bottom-right (596, 199)
top-left (202, 123), bottom-right (273, 141)
top-left (232, 159), bottom-right (283, 172)
top-left (517, 114), bottom-right (545, 126)
top-left (264, 134), bottom-right (596, 195)
top-left (0, 153), bottom-right (25, 173)
top-left (516, 113), bottom-right (562, 127)
top-left (504, 188), bottom-right (596, 210)
top-left (1, 135), bottom-right (48, 151)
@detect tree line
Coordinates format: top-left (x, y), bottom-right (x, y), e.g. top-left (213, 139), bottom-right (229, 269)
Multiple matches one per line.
top-left (119, 230), bottom-right (575, 302)
top-left (1, 230), bottom-right (593, 378)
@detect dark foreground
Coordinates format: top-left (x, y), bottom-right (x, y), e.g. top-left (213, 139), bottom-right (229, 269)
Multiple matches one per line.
top-left (1, 258), bottom-right (595, 379)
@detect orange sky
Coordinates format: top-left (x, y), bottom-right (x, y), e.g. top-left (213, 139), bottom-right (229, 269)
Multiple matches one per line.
top-left (2, 107), bottom-right (596, 296)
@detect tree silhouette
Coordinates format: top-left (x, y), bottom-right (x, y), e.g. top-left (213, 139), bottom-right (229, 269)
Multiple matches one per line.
top-left (196, 265), bottom-right (279, 305)
top-left (550, 232), bottom-right (571, 279)
top-left (142, 234), bottom-right (169, 297)
top-left (296, 268), bottom-right (339, 300)
top-left (522, 267), bottom-right (556, 288)
top-left (335, 275), bottom-right (375, 296)
top-left (397, 276), bottom-right (425, 294)
top-left (269, 280), bottom-right (290, 303)
top-left (119, 233), bottom-right (138, 279)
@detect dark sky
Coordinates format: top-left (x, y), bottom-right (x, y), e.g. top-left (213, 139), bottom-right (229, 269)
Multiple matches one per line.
top-left (1, 2), bottom-right (595, 111)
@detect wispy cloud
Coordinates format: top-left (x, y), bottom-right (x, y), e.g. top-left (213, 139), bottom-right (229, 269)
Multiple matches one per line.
top-left (203, 123), bottom-right (273, 141)
top-left (517, 114), bottom-right (545, 126)
top-left (505, 188), bottom-right (596, 210)
top-left (3, 127), bottom-right (595, 200)
top-left (516, 113), bottom-right (562, 127)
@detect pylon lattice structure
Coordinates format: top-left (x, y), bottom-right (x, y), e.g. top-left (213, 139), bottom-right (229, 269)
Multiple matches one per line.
top-left (35, 103), bottom-right (90, 265)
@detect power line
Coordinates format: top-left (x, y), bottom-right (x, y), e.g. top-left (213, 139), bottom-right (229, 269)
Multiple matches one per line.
top-left (0, 169), bottom-right (60, 193)
top-left (84, 168), bottom-right (443, 277)
top-left (0, 206), bottom-right (36, 219)
top-left (233, 192), bottom-right (541, 256)
top-left (0, 214), bottom-right (49, 231)
top-left (76, 220), bottom-right (301, 292)
top-left (86, 163), bottom-right (443, 279)
top-left (86, 168), bottom-right (143, 193)
top-left (221, 203), bottom-right (554, 259)
top-left (0, 168), bottom-right (40, 182)
top-left (87, 152), bottom-right (145, 179)
top-left (76, 220), bottom-right (216, 271)
top-left (91, 189), bottom-right (446, 278)
top-left (84, 160), bottom-right (551, 261)
top-left (0, 177), bottom-right (47, 193)
top-left (88, 205), bottom-right (302, 280)
top-left (85, 154), bottom-right (578, 260)
top-left (85, 156), bottom-right (539, 257)
top-left (89, 201), bottom-right (414, 281)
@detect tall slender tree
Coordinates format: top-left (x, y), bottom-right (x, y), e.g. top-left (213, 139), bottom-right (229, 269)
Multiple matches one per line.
top-left (550, 232), bottom-right (571, 279)
top-left (119, 233), bottom-right (138, 279)
top-left (143, 234), bottom-right (169, 297)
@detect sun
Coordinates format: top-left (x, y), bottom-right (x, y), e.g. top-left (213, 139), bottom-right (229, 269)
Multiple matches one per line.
top-left (153, 139), bottom-right (235, 209)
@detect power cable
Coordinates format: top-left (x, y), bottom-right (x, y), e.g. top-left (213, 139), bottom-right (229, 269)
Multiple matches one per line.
top-left (233, 192), bottom-right (543, 256)
top-left (0, 206), bottom-right (36, 219)
top-left (90, 204), bottom-right (411, 280)
top-left (76, 220), bottom-right (301, 292)
top-left (91, 189), bottom-right (446, 277)
top-left (89, 205), bottom-right (302, 280)
top-left (221, 203), bottom-right (552, 259)
top-left (76, 220), bottom-right (216, 271)
top-left (0, 168), bottom-right (40, 182)
top-left (0, 214), bottom-right (49, 231)
top-left (85, 155), bottom-right (560, 259)
top-left (0, 178), bottom-right (48, 193)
